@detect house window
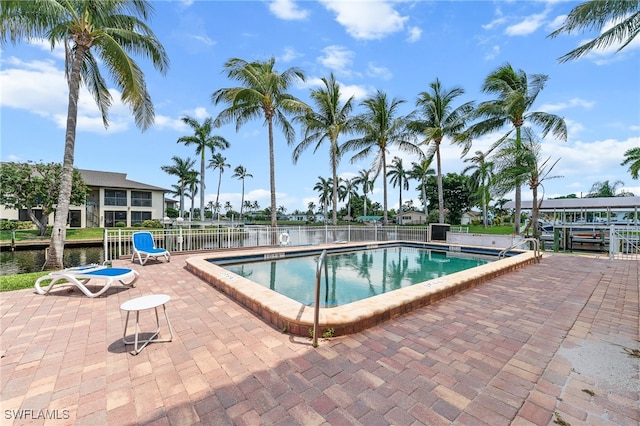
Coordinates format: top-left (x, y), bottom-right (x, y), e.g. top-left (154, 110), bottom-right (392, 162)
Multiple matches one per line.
top-left (104, 211), bottom-right (127, 227)
top-left (131, 211), bottom-right (152, 225)
top-left (19, 209), bottom-right (45, 222)
top-left (131, 191), bottom-right (152, 207)
top-left (104, 190), bottom-right (127, 206)
top-left (68, 210), bottom-right (81, 227)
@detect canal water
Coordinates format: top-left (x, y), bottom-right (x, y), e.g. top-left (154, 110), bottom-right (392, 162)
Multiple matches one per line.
top-left (0, 247), bottom-right (104, 276)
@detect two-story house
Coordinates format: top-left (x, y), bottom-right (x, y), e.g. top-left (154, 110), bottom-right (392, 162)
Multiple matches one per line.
top-left (1, 168), bottom-right (168, 228)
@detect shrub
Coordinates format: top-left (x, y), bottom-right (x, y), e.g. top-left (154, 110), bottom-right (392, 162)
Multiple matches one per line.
top-left (0, 220), bottom-right (33, 231)
top-left (115, 221), bottom-right (126, 228)
top-left (142, 219), bottom-right (162, 228)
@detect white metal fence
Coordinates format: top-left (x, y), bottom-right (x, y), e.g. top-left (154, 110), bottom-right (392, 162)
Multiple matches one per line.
top-left (609, 225), bottom-right (640, 261)
top-left (103, 224), bottom-right (639, 262)
top-left (103, 225), bottom-right (431, 262)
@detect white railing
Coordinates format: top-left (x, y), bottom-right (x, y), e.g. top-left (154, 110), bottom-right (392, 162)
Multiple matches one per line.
top-left (103, 225), bottom-right (430, 261)
top-left (609, 225), bottom-right (639, 261)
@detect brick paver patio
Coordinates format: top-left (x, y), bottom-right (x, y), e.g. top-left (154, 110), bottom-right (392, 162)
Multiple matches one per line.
top-left (1, 252), bottom-right (638, 425)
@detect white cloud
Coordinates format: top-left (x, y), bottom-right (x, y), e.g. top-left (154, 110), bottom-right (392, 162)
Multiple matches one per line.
top-left (154, 115), bottom-right (188, 132)
top-left (542, 136), bottom-right (639, 190)
top-left (279, 46), bottom-right (302, 63)
top-left (505, 12), bottom-right (547, 36)
top-left (482, 17), bottom-right (507, 31)
top-left (189, 34), bottom-right (216, 46)
top-left (406, 26), bottom-right (422, 43)
top-left (268, 0), bottom-right (309, 20)
top-left (484, 45), bottom-right (500, 61)
top-left (546, 14), bottom-right (566, 32)
top-left (367, 63), bottom-right (392, 80)
top-left (538, 98), bottom-right (595, 112)
top-left (318, 45), bottom-right (354, 75)
top-left (320, 0), bottom-right (408, 40)
top-left (0, 57), bottom-right (131, 133)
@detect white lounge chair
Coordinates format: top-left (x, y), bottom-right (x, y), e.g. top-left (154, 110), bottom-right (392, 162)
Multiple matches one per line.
top-left (34, 264), bottom-right (139, 298)
top-left (131, 231), bottom-right (170, 265)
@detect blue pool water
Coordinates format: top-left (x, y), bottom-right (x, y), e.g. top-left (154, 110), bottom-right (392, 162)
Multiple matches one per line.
top-left (222, 246), bottom-right (491, 307)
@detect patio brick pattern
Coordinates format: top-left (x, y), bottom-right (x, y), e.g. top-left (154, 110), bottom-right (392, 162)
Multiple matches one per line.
top-left (1, 253), bottom-right (638, 425)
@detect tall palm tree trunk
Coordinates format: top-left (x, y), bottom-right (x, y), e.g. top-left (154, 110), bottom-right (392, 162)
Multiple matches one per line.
top-left (436, 141), bottom-right (445, 223)
top-left (199, 153), bottom-right (206, 221)
top-left (382, 153), bottom-right (389, 226)
top-left (331, 140), bottom-right (338, 226)
top-left (363, 190), bottom-right (368, 217)
top-left (45, 46), bottom-right (87, 270)
top-left (240, 179), bottom-right (245, 221)
top-left (215, 170), bottom-right (222, 220)
top-left (267, 118), bottom-right (277, 243)
top-left (514, 126), bottom-right (522, 234)
top-left (398, 183), bottom-right (403, 225)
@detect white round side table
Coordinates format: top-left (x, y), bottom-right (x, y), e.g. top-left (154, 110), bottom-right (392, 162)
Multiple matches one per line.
top-left (120, 294), bottom-right (174, 355)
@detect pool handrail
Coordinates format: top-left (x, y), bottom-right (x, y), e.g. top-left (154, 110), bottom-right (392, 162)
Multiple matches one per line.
top-left (313, 250), bottom-right (327, 348)
top-left (498, 237), bottom-right (540, 262)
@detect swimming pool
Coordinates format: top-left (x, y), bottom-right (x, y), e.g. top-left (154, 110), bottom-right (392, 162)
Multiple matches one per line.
top-left (185, 241), bottom-right (539, 337)
top-left (221, 247), bottom-right (491, 307)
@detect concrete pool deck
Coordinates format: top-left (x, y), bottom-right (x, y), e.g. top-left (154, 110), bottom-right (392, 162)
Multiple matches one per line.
top-left (0, 251), bottom-right (638, 425)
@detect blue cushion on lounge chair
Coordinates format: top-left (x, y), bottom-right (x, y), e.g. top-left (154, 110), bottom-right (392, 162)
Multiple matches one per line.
top-left (131, 232), bottom-right (170, 265)
top-left (35, 265), bottom-right (139, 298)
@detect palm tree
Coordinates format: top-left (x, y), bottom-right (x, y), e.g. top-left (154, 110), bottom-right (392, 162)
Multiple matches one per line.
top-left (586, 180), bottom-right (626, 197)
top-left (1, 0), bottom-right (169, 269)
top-left (178, 116), bottom-right (229, 221)
top-left (209, 153), bottom-right (230, 220)
top-left (224, 201), bottom-right (233, 216)
top-left (492, 128), bottom-right (561, 238)
top-left (243, 200), bottom-right (253, 219)
top-left (353, 168), bottom-right (376, 217)
top-left (386, 157), bottom-right (409, 225)
top-left (212, 57), bottom-right (309, 233)
top-left (339, 177), bottom-right (359, 220)
top-left (409, 158), bottom-right (435, 216)
top-left (408, 78), bottom-right (474, 224)
top-left (343, 91), bottom-right (422, 225)
top-left (161, 156), bottom-right (196, 218)
top-left (307, 201), bottom-right (316, 215)
top-left (621, 147), bottom-right (640, 179)
top-left (183, 170), bottom-right (199, 220)
top-left (206, 200), bottom-right (215, 220)
top-left (232, 165), bottom-right (253, 221)
top-left (467, 64), bottom-right (567, 234)
top-left (293, 73), bottom-right (356, 226)
top-left (462, 151), bottom-right (494, 228)
top-left (549, 0), bottom-right (640, 62)
top-left (314, 176), bottom-right (332, 223)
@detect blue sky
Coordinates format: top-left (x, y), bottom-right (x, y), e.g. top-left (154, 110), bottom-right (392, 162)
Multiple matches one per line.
top-left (1, 0), bottom-right (639, 215)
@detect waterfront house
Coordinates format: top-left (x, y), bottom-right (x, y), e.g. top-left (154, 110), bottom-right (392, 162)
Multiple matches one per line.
top-left (0, 168), bottom-right (167, 228)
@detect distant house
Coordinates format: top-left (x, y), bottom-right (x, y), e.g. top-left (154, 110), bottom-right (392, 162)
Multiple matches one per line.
top-left (399, 211), bottom-right (426, 225)
top-left (286, 213), bottom-right (326, 222)
top-left (0, 168), bottom-right (167, 228)
top-left (356, 215), bottom-right (383, 224)
top-left (165, 198), bottom-right (178, 212)
top-left (461, 210), bottom-right (481, 225)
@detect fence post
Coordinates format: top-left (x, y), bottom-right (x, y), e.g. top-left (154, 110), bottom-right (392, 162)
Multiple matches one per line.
top-left (103, 228), bottom-right (108, 263)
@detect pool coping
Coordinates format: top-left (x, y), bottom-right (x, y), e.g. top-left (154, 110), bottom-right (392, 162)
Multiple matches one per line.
top-left (185, 240), bottom-right (539, 337)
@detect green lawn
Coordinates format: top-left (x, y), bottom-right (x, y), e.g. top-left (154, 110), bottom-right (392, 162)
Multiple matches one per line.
top-left (0, 228), bottom-right (104, 242)
top-left (0, 271), bottom-right (50, 292)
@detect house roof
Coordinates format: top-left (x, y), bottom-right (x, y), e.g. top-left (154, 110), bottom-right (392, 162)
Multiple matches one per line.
top-left (79, 169), bottom-right (167, 192)
top-left (506, 196), bottom-right (640, 211)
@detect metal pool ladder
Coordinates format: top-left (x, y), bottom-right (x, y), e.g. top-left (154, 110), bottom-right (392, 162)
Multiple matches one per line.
top-left (498, 238), bottom-right (541, 262)
top-left (313, 250), bottom-right (327, 348)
